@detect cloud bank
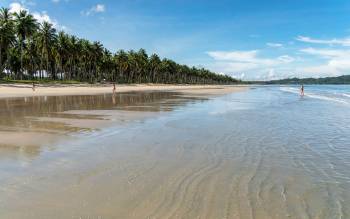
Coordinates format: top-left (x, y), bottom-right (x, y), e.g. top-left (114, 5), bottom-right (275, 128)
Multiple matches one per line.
top-left (206, 50), bottom-right (295, 80)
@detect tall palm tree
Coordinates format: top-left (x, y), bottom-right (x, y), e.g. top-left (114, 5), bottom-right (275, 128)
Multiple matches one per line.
top-left (37, 21), bottom-right (57, 79)
top-left (25, 36), bottom-right (39, 78)
top-left (13, 10), bottom-right (38, 78)
top-left (67, 35), bottom-right (78, 80)
top-left (115, 50), bottom-right (129, 82)
top-left (56, 31), bottom-right (66, 79)
top-left (136, 49), bottom-right (148, 83)
top-left (149, 54), bottom-right (161, 83)
top-left (91, 41), bottom-right (104, 81)
top-left (1, 7), bottom-right (239, 84)
top-left (0, 7), bottom-right (15, 73)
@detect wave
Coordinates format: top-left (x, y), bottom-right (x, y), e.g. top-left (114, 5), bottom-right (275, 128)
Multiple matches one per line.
top-left (280, 87), bottom-right (300, 95)
top-left (280, 87), bottom-right (350, 105)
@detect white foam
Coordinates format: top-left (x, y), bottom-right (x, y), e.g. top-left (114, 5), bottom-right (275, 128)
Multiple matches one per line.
top-left (307, 93), bottom-right (349, 105)
top-left (280, 87), bottom-right (350, 105)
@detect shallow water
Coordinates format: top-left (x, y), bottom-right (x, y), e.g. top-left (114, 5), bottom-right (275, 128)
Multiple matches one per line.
top-left (0, 86), bottom-right (350, 219)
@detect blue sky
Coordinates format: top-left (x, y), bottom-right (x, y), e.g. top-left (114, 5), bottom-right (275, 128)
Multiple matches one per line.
top-left (2, 0), bottom-right (350, 80)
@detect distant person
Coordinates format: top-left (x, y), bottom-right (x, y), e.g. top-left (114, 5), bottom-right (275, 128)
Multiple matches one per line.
top-left (32, 82), bottom-right (36, 92)
top-left (112, 83), bottom-right (116, 94)
top-left (300, 84), bottom-right (304, 96)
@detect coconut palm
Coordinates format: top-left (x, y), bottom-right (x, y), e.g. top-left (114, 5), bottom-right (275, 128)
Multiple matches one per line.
top-left (37, 21), bottom-right (57, 78)
top-left (115, 50), bottom-right (129, 82)
top-left (1, 7), bottom-right (238, 84)
top-left (149, 54), bottom-right (161, 83)
top-left (13, 10), bottom-right (38, 78)
top-left (0, 7), bottom-right (15, 73)
top-left (56, 31), bottom-right (69, 79)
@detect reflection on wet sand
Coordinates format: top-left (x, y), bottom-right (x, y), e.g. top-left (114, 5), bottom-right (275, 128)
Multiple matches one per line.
top-left (0, 91), bottom-right (205, 158)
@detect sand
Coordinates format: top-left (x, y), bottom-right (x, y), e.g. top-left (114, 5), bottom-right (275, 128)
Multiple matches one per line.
top-left (1, 85), bottom-right (349, 219)
top-left (0, 84), bottom-right (254, 218)
top-left (0, 85), bottom-right (247, 149)
top-left (0, 83), bottom-right (247, 99)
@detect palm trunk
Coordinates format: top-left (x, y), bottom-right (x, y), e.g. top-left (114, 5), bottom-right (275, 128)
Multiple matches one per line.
top-left (61, 59), bottom-right (64, 80)
top-left (20, 41), bottom-right (23, 80)
top-left (0, 46), bottom-right (3, 74)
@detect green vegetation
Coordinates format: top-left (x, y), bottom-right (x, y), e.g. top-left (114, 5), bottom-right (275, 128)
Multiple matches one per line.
top-left (0, 78), bottom-right (81, 84)
top-left (0, 7), bottom-right (238, 84)
top-left (264, 75), bottom-right (350, 85)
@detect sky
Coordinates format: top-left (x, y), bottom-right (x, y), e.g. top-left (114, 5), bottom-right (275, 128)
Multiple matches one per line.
top-left (1, 0), bottom-right (350, 80)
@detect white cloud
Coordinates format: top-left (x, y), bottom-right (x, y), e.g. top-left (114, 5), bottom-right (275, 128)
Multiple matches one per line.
top-left (205, 34), bottom-right (350, 80)
top-left (82, 4), bottom-right (106, 16)
top-left (207, 50), bottom-right (293, 68)
top-left (296, 35), bottom-right (350, 76)
top-left (206, 50), bottom-right (295, 79)
top-left (8, 2), bottom-right (66, 30)
top-left (95, 4), bottom-right (105, 12)
top-left (277, 55), bottom-right (295, 63)
top-left (267, 69), bottom-right (276, 79)
top-left (52, 0), bottom-right (60, 3)
top-left (296, 35), bottom-right (350, 46)
top-left (33, 11), bottom-right (55, 25)
top-left (299, 47), bottom-right (350, 76)
top-left (300, 47), bottom-right (350, 58)
top-left (207, 50), bottom-right (259, 62)
top-left (266, 42), bottom-right (283, 48)
top-left (9, 2), bottom-right (27, 14)
top-left (33, 11), bottom-right (67, 30)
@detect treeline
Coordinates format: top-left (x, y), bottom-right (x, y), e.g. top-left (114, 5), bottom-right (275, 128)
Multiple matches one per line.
top-left (265, 75), bottom-right (350, 85)
top-left (0, 8), bottom-right (238, 84)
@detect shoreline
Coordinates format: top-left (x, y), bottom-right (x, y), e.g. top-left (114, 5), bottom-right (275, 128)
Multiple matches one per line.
top-left (0, 84), bottom-right (248, 148)
top-left (0, 84), bottom-right (248, 99)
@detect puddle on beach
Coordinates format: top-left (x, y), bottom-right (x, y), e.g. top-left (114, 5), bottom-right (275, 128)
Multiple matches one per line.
top-left (0, 91), bottom-right (206, 157)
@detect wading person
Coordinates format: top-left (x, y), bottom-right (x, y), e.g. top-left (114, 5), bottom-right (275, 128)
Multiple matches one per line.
top-left (300, 84), bottom-right (304, 96)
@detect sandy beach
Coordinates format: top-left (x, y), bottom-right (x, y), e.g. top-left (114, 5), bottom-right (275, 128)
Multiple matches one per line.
top-left (0, 84), bottom-right (247, 150)
top-left (1, 85), bottom-right (350, 218)
top-left (0, 84), bottom-right (247, 99)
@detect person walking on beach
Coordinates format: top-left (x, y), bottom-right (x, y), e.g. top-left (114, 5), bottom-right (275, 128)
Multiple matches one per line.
top-left (300, 84), bottom-right (304, 96)
top-left (32, 82), bottom-right (36, 92)
top-left (112, 83), bottom-right (116, 94)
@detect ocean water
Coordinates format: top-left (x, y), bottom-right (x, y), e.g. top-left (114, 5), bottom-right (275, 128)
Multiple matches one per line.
top-left (0, 86), bottom-right (350, 219)
top-left (280, 85), bottom-right (350, 105)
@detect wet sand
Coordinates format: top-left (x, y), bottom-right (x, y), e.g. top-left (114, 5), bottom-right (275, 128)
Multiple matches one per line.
top-left (1, 86), bottom-right (350, 219)
top-left (0, 83), bottom-right (246, 98)
top-left (0, 84), bottom-right (246, 149)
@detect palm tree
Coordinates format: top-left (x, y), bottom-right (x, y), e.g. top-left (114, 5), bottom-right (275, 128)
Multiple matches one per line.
top-left (134, 49), bottom-right (148, 83)
top-left (115, 50), bottom-right (129, 82)
top-left (149, 54), bottom-right (161, 83)
top-left (13, 10), bottom-right (38, 78)
top-left (0, 7), bottom-right (15, 73)
top-left (67, 35), bottom-right (78, 80)
top-left (56, 31), bottom-right (69, 79)
top-left (37, 21), bottom-right (57, 79)
top-left (91, 41), bottom-right (104, 81)
top-left (1, 7), bottom-right (239, 84)
top-left (25, 36), bottom-right (39, 78)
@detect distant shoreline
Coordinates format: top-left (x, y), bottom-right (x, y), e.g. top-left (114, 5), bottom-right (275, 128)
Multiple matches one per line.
top-left (0, 84), bottom-right (248, 99)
